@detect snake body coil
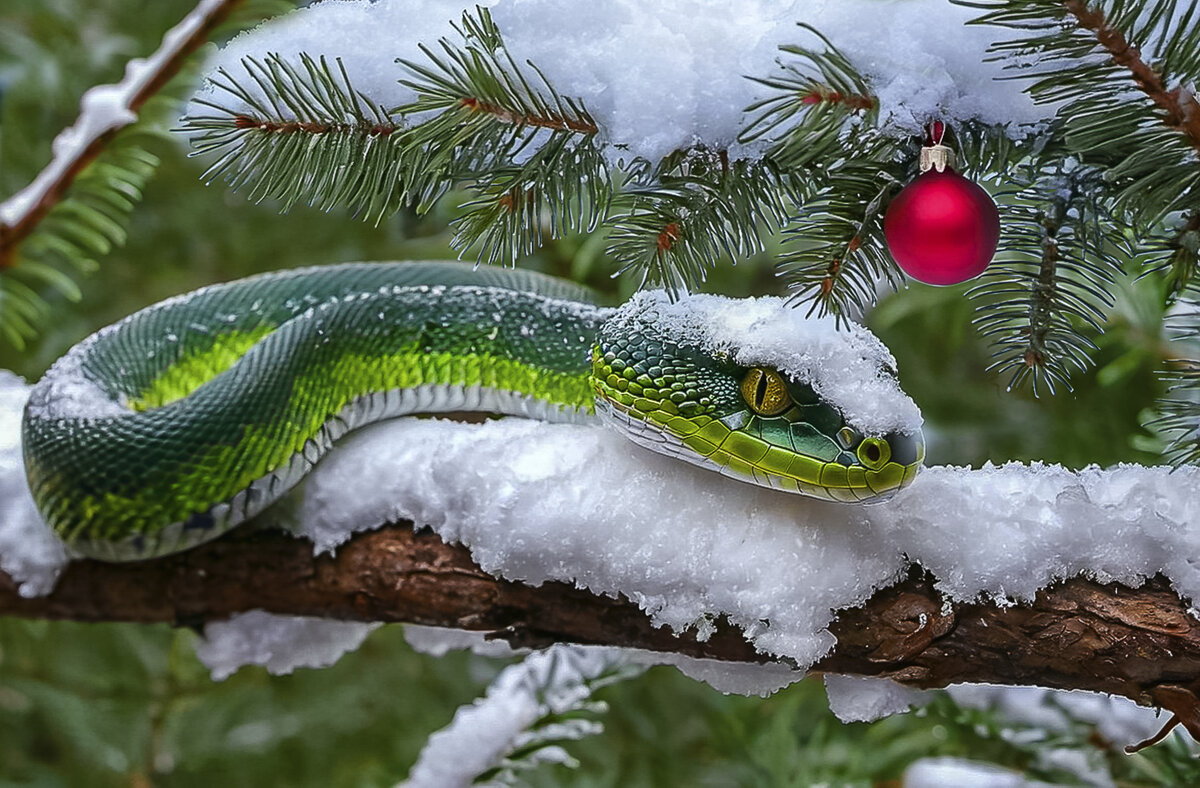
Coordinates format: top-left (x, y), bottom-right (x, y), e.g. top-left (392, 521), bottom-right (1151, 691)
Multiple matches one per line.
top-left (23, 262), bottom-right (923, 561)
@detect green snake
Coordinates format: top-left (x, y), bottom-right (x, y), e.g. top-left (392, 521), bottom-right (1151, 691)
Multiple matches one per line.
top-left (22, 262), bottom-right (924, 562)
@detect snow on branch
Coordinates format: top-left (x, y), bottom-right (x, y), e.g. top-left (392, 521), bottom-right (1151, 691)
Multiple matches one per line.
top-left (4, 523), bottom-right (1200, 746)
top-left (0, 0), bottom-right (246, 269)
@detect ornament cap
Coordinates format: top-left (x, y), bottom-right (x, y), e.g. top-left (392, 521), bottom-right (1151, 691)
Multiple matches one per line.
top-left (919, 144), bottom-right (956, 173)
top-left (918, 120), bottom-right (956, 173)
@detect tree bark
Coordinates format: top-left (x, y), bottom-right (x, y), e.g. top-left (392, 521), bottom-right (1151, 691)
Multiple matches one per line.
top-left (3, 522), bottom-right (1200, 742)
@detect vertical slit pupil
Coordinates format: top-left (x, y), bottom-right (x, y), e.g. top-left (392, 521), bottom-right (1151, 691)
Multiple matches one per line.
top-left (754, 370), bottom-right (769, 409)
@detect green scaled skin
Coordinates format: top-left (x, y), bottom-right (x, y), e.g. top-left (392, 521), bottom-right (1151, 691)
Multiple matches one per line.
top-left (22, 261), bottom-right (924, 562)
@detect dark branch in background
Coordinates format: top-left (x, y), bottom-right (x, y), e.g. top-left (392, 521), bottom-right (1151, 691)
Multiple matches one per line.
top-left (3, 522), bottom-right (1200, 749)
top-left (0, 0), bottom-right (248, 270)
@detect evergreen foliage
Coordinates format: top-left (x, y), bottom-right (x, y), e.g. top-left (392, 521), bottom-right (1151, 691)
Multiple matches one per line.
top-left (166, 1), bottom-right (1199, 426)
top-left (2, 2), bottom-right (1198, 784)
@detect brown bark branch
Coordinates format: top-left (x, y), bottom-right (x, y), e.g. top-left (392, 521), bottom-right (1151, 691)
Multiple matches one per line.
top-left (0, 0), bottom-right (247, 269)
top-left (1064, 0), bottom-right (1200, 157)
top-left (3, 521), bottom-right (1200, 735)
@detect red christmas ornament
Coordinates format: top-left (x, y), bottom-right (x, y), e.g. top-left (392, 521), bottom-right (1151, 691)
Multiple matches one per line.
top-left (884, 121), bottom-right (1000, 286)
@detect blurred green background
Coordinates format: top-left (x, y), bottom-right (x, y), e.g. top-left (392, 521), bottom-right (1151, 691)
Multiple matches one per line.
top-left (0, 1), bottom-right (1191, 785)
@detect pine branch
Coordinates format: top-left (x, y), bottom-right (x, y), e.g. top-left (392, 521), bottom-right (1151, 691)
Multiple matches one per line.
top-left (182, 7), bottom-right (609, 265)
top-left (961, 0), bottom-right (1200, 227)
top-left (0, 0), bottom-right (291, 348)
top-left (6, 523), bottom-right (1200, 745)
top-left (969, 164), bottom-right (1126, 394)
top-left (1146, 211), bottom-right (1200, 301)
top-left (396, 7), bottom-right (608, 264)
top-left (738, 24), bottom-right (912, 320)
top-left (777, 152), bottom-right (907, 322)
top-left (606, 149), bottom-right (795, 294)
top-left (1153, 360), bottom-right (1200, 466)
top-left (1063, 0), bottom-right (1200, 157)
top-left (740, 24), bottom-right (878, 173)
top-left (404, 645), bottom-right (640, 786)
top-left (184, 53), bottom-right (410, 221)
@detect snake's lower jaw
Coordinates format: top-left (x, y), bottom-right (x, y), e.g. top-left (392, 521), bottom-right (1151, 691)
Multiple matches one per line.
top-left (594, 393), bottom-right (924, 503)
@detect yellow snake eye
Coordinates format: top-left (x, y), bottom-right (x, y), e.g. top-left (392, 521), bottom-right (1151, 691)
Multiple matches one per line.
top-left (856, 437), bottom-right (891, 469)
top-left (740, 367), bottom-right (791, 416)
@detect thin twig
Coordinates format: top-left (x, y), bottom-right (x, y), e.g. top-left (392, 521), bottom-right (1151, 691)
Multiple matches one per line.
top-left (459, 96), bottom-right (599, 134)
top-left (0, 0), bottom-right (248, 269)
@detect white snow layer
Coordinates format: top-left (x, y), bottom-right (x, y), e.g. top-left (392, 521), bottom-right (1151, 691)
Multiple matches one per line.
top-left (278, 415), bottom-right (1200, 671)
top-left (194, 610), bottom-right (380, 680)
top-left (903, 757), bottom-right (1053, 788)
top-left (0, 372), bottom-right (67, 597)
top-left (197, 0), bottom-right (1059, 164)
top-left (824, 674), bottom-right (930, 723)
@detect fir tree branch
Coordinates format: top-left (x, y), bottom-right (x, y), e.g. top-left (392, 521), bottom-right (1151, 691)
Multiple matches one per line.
top-left (396, 7), bottom-right (608, 263)
top-left (184, 53), bottom-right (410, 220)
top-left (1153, 360), bottom-right (1200, 466)
top-left (970, 165), bottom-right (1125, 394)
top-left (739, 25), bottom-right (912, 319)
top-left (1149, 210), bottom-right (1200, 300)
top-left (1062, 0), bottom-right (1200, 157)
top-left (607, 149), bottom-right (795, 294)
top-left (740, 25), bottom-right (878, 173)
top-left (0, 0), bottom-right (249, 270)
top-left (404, 645), bottom-right (640, 786)
top-left (777, 153), bottom-right (906, 322)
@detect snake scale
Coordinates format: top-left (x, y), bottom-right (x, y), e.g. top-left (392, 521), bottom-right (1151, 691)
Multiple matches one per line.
top-left (22, 261), bottom-right (924, 561)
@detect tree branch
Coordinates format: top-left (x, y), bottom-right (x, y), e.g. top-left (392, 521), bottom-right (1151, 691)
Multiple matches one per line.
top-left (1064, 0), bottom-right (1200, 157)
top-left (3, 520), bottom-right (1200, 738)
top-left (0, 0), bottom-right (246, 269)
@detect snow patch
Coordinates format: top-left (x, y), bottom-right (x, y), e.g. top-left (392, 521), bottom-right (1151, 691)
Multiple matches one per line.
top-left (947, 684), bottom-right (1168, 751)
top-left (4, 364), bottom-right (1200, 694)
top-left (402, 644), bottom-right (634, 787)
top-left (22, 334), bottom-right (129, 421)
top-left (0, 373), bottom-right (67, 596)
top-left (824, 674), bottom-right (930, 723)
top-left (276, 415), bottom-right (1200, 678)
top-left (903, 757), bottom-right (1047, 788)
top-left (194, 609), bottom-right (380, 680)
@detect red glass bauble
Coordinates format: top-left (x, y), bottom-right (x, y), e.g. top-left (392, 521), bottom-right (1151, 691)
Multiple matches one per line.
top-left (884, 168), bottom-right (1000, 286)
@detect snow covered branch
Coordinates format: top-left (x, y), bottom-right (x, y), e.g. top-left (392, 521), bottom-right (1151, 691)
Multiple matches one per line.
top-left (0, 0), bottom-right (245, 269)
top-left (3, 521), bottom-right (1200, 741)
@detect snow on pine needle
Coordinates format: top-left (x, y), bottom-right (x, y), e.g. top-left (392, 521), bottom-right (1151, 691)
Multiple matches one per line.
top-left (401, 645), bottom-right (641, 788)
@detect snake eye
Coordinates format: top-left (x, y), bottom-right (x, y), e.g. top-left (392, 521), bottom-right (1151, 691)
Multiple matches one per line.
top-left (740, 367), bottom-right (791, 416)
top-left (856, 437), bottom-right (891, 469)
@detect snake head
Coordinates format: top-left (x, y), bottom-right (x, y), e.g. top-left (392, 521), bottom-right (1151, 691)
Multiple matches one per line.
top-left (590, 292), bottom-right (925, 503)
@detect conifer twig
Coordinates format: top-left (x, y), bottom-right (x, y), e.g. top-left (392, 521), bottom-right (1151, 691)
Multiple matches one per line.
top-left (0, 0), bottom-right (247, 270)
top-left (1063, 0), bottom-right (1200, 156)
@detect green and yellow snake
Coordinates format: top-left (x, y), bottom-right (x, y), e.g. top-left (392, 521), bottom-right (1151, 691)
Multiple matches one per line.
top-left (22, 262), bottom-right (924, 562)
